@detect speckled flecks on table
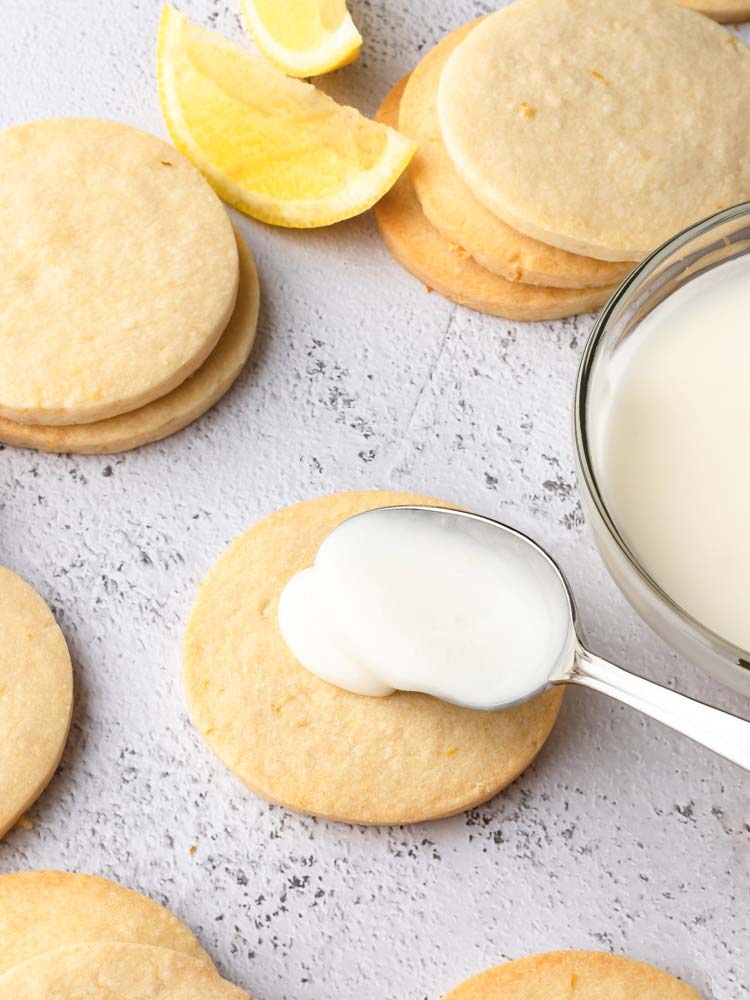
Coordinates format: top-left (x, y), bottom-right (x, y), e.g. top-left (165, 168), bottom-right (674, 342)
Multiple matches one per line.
top-left (0, 2), bottom-right (748, 999)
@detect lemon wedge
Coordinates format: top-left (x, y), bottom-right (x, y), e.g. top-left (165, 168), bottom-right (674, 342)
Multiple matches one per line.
top-left (158, 5), bottom-right (415, 228)
top-left (240, 0), bottom-right (362, 78)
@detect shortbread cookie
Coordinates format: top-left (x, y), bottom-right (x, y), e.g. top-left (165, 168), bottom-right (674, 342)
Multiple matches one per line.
top-left (0, 567), bottom-right (73, 838)
top-left (445, 951), bottom-right (701, 999)
top-left (438, 0), bottom-right (750, 260)
top-left (0, 228), bottom-right (259, 454)
top-left (0, 119), bottom-right (238, 425)
top-left (183, 491), bottom-right (564, 825)
top-left (400, 23), bottom-right (631, 289)
top-left (376, 80), bottom-right (616, 321)
top-left (676, 0), bottom-right (750, 21)
top-left (0, 871), bottom-right (212, 976)
top-left (0, 943), bottom-right (247, 1000)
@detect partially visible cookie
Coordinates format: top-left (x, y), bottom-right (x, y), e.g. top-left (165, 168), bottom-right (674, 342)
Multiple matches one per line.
top-left (183, 490), bottom-right (564, 825)
top-left (0, 871), bottom-right (212, 976)
top-left (0, 567), bottom-right (73, 839)
top-left (400, 23), bottom-right (632, 289)
top-left (376, 79), bottom-right (616, 321)
top-left (438, 0), bottom-right (750, 260)
top-left (0, 943), bottom-right (247, 1000)
top-left (445, 951), bottom-right (701, 1000)
top-left (675, 0), bottom-right (750, 21)
top-left (0, 227), bottom-right (259, 454)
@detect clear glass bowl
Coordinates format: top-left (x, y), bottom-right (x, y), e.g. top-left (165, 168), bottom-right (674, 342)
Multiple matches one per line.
top-left (574, 202), bottom-right (750, 697)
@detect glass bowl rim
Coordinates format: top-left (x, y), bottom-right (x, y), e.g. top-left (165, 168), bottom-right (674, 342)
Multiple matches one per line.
top-left (574, 201), bottom-right (750, 671)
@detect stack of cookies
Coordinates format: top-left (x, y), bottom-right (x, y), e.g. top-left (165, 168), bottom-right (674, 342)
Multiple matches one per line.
top-left (0, 871), bottom-right (251, 999)
top-left (0, 119), bottom-right (259, 455)
top-left (376, 0), bottom-right (750, 321)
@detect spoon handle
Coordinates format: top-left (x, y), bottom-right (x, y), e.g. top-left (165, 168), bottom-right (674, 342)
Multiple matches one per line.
top-left (561, 646), bottom-right (750, 772)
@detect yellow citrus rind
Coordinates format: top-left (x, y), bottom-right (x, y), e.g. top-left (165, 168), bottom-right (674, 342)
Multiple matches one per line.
top-left (157, 5), bottom-right (415, 228)
top-left (240, 0), bottom-right (362, 78)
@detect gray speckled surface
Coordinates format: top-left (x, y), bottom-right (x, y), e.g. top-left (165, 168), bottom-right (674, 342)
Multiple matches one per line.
top-left (1, 2), bottom-right (749, 998)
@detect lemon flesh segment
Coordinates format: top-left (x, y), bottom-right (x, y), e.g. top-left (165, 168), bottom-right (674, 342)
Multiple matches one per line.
top-left (240, 0), bottom-right (362, 78)
top-left (158, 6), bottom-right (415, 228)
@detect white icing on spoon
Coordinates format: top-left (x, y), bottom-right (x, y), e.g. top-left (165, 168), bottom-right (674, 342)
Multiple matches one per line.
top-left (278, 504), bottom-right (750, 774)
top-left (279, 506), bottom-right (572, 708)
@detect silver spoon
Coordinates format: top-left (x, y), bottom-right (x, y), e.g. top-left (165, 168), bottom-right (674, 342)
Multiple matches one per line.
top-left (337, 505), bottom-right (750, 772)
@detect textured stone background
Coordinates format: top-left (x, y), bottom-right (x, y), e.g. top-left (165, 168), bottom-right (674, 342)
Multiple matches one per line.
top-left (0, 2), bottom-right (749, 998)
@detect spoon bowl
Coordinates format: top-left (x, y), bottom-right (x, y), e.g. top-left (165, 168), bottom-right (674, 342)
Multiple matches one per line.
top-left (334, 505), bottom-right (750, 772)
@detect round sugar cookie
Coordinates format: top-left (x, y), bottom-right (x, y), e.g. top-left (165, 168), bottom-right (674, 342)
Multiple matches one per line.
top-left (445, 951), bottom-right (701, 1000)
top-left (0, 567), bottom-right (73, 839)
top-left (0, 228), bottom-right (259, 454)
top-left (676, 0), bottom-right (750, 21)
top-left (0, 871), bottom-right (212, 976)
top-left (376, 80), bottom-right (616, 321)
top-left (183, 491), bottom-right (564, 826)
top-left (438, 0), bottom-right (750, 261)
top-left (0, 943), bottom-right (248, 1000)
top-left (400, 23), bottom-right (632, 289)
top-left (0, 118), bottom-right (239, 425)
